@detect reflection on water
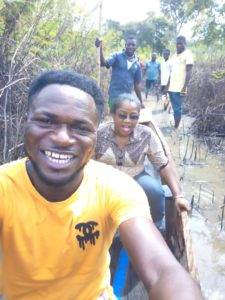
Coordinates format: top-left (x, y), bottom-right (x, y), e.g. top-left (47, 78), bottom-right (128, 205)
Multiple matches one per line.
top-left (149, 100), bottom-right (225, 300)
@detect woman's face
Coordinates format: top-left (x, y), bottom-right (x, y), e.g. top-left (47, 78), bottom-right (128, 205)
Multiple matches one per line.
top-left (112, 100), bottom-right (140, 137)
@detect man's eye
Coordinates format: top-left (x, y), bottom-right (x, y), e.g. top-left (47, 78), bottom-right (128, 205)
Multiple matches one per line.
top-left (39, 119), bottom-right (52, 125)
top-left (41, 119), bottom-right (51, 124)
top-left (71, 126), bottom-right (93, 135)
top-left (75, 127), bottom-right (87, 131)
top-left (35, 119), bottom-right (55, 127)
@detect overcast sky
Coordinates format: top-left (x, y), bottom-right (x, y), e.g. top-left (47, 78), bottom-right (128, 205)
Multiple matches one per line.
top-left (100, 0), bottom-right (161, 24)
top-left (77, 0), bottom-right (192, 38)
top-left (77, 0), bottom-right (160, 25)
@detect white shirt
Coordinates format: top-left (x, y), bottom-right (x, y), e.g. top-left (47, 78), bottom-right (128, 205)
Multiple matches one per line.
top-left (161, 59), bottom-right (172, 86)
top-left (127, 59), bottom-right (133, 69)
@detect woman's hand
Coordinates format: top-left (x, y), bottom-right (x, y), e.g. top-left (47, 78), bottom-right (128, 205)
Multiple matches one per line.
top-left (174, 196), bottom-right (190, 213)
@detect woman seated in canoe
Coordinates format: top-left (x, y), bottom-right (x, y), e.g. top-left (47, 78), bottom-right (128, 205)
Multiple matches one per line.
top-left (94, 93), bottom-right (189, 232)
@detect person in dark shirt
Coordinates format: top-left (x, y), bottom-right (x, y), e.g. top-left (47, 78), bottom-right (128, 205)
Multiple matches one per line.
top-left (95, 36), bottom-right (144, 109)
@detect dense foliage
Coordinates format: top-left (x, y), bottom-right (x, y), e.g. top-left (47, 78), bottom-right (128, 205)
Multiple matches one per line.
top-left (0, 0), bottom-right (98, 163)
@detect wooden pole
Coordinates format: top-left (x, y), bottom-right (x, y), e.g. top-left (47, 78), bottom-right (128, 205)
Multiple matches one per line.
top-left (97, 0), bottom-right (103, 86)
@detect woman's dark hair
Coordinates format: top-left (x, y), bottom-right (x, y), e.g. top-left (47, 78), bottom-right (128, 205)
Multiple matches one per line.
top-left (28, 70), bottom-right (105, 118)
top-left (110, 93), bottom-right (141, 114)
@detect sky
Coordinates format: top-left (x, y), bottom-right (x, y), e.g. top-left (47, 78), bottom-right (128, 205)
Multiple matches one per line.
top-left (77, 0), bottom-right (192, 38)
top-left (100, 0), bottom-right (161, 24)
top-left (77, 0), bottom-right (160, 25)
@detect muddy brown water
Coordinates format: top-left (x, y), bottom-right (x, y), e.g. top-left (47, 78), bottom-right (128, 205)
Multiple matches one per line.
top-left (148, 97), bottom-right (225, 300)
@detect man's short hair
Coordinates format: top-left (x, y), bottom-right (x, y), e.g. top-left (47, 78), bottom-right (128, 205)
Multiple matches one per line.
top-left (163, 49), bottom-right (170, 54)
top-left (176, 36), bottom-right (186, 44)
top-left (126, 36), bottom-right (137, 42)
top-left (28, 70), bottom-right (104, 118)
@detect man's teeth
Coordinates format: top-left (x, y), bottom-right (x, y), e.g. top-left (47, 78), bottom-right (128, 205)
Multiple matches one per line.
top-left (44, 151), bottom-right (73, 164)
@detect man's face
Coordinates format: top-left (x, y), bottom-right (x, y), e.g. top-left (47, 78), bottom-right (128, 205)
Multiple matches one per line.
top-left (25, 84), bottom-right (99, 188)
top-left (163, 51), bottom-right (169, 61)
top-left (176, 40), bottom-right (185, 54)
top-left (151, 53), bottom-right (157, 61)
top-left (125, 38), bottom-right (137, 57)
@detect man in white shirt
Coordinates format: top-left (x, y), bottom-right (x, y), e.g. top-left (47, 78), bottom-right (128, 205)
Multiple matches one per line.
top-left (160, 49), bottom-right (172, 94)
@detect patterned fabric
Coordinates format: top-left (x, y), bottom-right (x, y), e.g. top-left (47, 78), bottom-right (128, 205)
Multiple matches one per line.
top-left (94, 123), bottom-right (168, 178)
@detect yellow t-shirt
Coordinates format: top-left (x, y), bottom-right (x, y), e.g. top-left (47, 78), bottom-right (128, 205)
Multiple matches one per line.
top-left (169, 49), bottom-right (194, 92)
top-left (0, 250), bottom-right (2, 295)
top-left (0, 158), bottom-right (151, 300)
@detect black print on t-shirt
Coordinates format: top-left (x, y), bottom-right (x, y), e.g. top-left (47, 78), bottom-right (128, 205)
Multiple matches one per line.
top-left (75, 221), bottom-right (100, 250)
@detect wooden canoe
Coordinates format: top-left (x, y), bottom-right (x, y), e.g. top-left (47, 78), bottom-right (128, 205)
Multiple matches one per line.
top-left (110, 191), bottom-right (199, 299)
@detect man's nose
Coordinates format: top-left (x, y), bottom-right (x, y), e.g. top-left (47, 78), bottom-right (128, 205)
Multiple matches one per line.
top-left (52, 124), bottom-right (75, 145)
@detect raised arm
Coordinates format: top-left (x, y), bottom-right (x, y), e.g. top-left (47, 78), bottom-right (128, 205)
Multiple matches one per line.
top-left (119, 217), bottom-right (203, 300)
top-left (95, 37), bottom-right (107, 67)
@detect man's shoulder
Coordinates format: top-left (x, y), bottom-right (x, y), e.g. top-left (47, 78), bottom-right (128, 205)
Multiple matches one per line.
top-left (0, 158), bottom-right (27, 191)
top-left (106, 51), bottom-right (124, 66)
top-left (183, 49), bottom-right (194, 64)
top-left (0, 158), bottom-right (26, 175)
top-left (184, 48), bottom-right (193, 55)
top-left (172, 50), bottom-right (193, 60)
top-left (181, 49), bottom-right (193, 58)
top-left (110, 51), bottom-right (124, 58)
